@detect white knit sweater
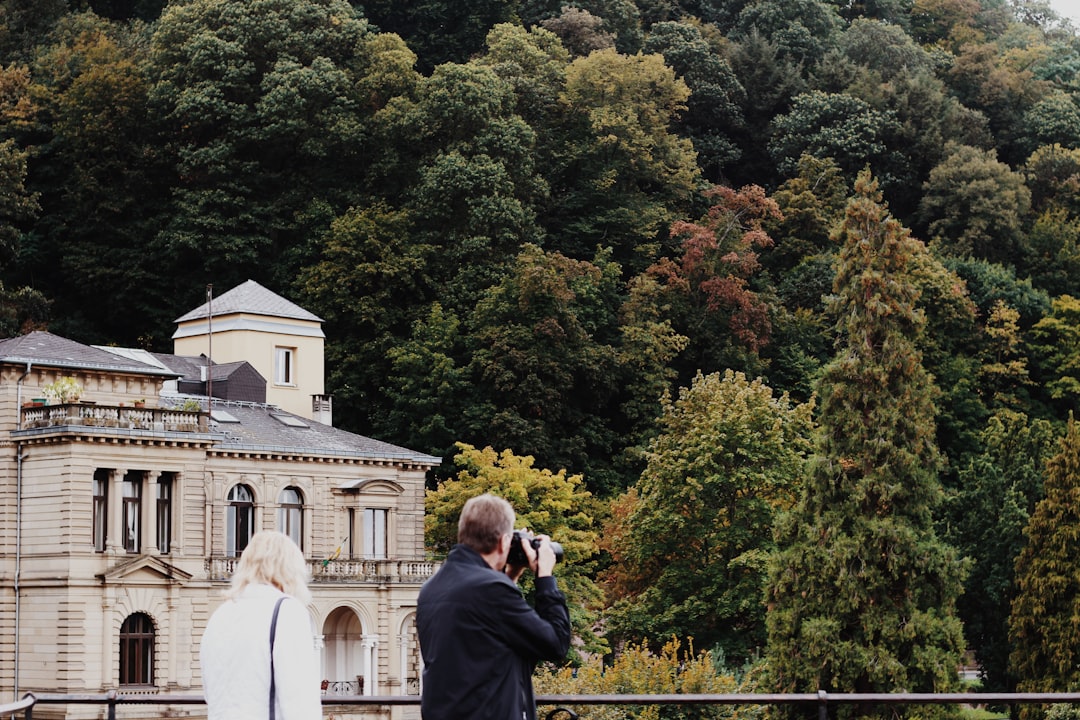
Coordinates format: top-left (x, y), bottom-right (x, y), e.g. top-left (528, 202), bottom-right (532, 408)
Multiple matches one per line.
top-left (200, 583), bottom-right (322, 720)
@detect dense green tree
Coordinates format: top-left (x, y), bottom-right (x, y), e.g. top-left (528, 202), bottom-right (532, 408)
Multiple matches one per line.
top-left (1009, 414), bottom-right (1080, 695)
top-left (1027, 294), bottom-right (1080, 413)
top-left (603, 369), bottom-right (814, 662)
top-left (462, 244), bottom-right (625, 494)
top-left (730, 0), bottom-right (843, 68)
top-left (0, 0), bottom-right (67, 62)
top-left (425, 442), bottom-right (605, 656)
top-left (612, 272), bottom-right (689, 474)
top-left (1025, 207), bottom-right (1080, 297)
top-left (358, 0), bottom-right (519, 71)
top-left (909, 0), bottom-right (982, 47)
top-left (906, 236), bottom-right (983, 465)
top-left (6, 13), bottom-right (171, 344)
top-left (977, 301), bottom-right (1036, 412)
top-left (944, 257), bottom-right (1051, 328)
top-left (838, 18), bottom-right (935, 81)
top-left (836, 29), bottom-right (993, 214)
top-left (768, 91), bottom-right (902, 183)
top-left (147, 0), bottom-right (373, 304)
top-left (402, 61), bottom-right (547, 312)
top-left (1023, 143), bottom-right (1080, 214)
top-left (567, 0), bottom-right (644, 54)
top-left (766, 172), bottom-right (966, 710)
top-left (723, 29), bottom-right (806, 187)
top-left (86, 0), bottom-right (167, 22)
top-left (474, 24), bottom-right (570, 197)
top-left (297, 203), bottom-right (429, 435)
top-left (948, 410), bottom-right (1055, 693)
top-left (0, 135), bottom-right (46, 335)
top-left (946, 37), bottom-right (1053, 164)
top-left (762, 154), bottom-right (848, 277)
top-left (545, 48), bottom-right (699, 272)
top-left (643, 21), bottom-right (746, 181)
top-left (380, 303), bottom-right (470, 462)
top-left (1018, 92), bottom-right (1080, 155)
top-left (0, 137), bottom-right (37, 262)
top-left (919, 143), bottom-right (1032, 264)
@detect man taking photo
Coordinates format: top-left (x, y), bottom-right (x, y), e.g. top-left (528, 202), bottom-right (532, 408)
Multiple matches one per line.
top-left (417, 493), bottom-right (571, 720)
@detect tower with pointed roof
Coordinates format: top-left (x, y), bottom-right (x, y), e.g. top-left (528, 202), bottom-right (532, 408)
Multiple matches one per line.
top-left (173, 280), bottom-right (327, 420)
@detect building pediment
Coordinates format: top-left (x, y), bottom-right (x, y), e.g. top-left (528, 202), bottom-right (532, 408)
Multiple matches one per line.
top-left (337, 478), bottom-right (404, 494)
top-left (98, 555), bottom-right (193, 585)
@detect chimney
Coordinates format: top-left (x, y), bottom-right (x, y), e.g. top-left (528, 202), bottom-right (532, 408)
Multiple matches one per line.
top-left (313, 394), bottom-right (333, 426)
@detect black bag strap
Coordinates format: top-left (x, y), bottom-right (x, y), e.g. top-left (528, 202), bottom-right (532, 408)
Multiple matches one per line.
top-left (269, 597), bottom-right (286, 720)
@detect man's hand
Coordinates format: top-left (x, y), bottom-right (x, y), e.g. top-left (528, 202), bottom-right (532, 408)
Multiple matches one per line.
top-left (526, 533), bottom-right (557, 578)
top-left (504, 530), bottom-right (557, 581)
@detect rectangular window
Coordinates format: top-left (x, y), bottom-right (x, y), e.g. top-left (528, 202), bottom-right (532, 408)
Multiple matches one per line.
top-left (122, 472), bottom-right (142, 554)
top-left (93, 469), bottom-right (109, 553)
top-left (364, 508), bottom-right (387, 559)
top-left (274, 347), bottom-right (295, 385)
top-left (156, 474), bottom-right (173, 554)
top-left (347, 508), bottom-right (356, 560)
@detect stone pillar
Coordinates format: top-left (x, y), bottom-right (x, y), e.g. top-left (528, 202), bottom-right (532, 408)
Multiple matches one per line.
top-left (144, 471), bottom-right (157, 555)
top-left (108, 469), bottom-right (124, 555)
top-left (398, 631), bottom-right (409, 695)
top-left (361, 635), bottom-right (379, 696)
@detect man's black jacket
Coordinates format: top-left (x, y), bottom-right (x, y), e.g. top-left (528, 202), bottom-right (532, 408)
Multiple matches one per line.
top-left (417, 544), bottom-right (571, 720)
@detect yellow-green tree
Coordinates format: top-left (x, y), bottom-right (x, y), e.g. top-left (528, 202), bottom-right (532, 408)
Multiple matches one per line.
top-left (534, 637), bottom-right (763, 720)
top-left (426, 442), bottom-right (604, 657)
top-left (603, 369), bottom-right (814, 664)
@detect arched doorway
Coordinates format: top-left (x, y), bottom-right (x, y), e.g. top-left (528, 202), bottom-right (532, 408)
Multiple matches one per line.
top-left (322, 607), bottom-right (378, 696)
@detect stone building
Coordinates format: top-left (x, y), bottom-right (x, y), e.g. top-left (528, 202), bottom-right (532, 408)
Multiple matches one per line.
top-left (0, 282), bottom-right (439, 719)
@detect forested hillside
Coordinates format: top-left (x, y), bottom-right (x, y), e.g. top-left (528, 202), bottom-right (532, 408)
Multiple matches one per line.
top-left (5, 0), bottom-right (1080, 696)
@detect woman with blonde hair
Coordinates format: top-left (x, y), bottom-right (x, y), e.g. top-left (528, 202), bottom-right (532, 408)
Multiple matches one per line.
top-left (200, 531), bottom-right (321, 720)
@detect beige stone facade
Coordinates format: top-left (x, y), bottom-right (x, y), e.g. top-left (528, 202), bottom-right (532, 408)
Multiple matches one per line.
top-left (0, 286), bottom-right (440, 720)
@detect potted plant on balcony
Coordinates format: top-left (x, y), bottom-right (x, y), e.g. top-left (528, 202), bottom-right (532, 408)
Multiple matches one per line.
top-left (42, 377), bottom-right (82, 404)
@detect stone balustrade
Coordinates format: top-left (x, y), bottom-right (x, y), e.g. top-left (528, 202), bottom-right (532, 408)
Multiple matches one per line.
top-left (204, 556), bottom-right (440, 583)
top-left (20, 402), bottom-right (208, 432)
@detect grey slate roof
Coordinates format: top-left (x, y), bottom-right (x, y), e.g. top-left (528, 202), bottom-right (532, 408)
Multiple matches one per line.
top-left (209, 400), bottom-right (441, 465)
top-left (150, 353), bottom-right (263, 384)
top-left (175, 280), bottom-right (323, 324)
top-left (4, 331), bottom-right (440, 466)
top-left (0, 331), bottom-right (177, 377)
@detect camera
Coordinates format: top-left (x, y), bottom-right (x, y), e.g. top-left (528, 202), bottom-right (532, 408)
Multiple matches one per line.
top-left (506, 530), bottom-right (564, 566)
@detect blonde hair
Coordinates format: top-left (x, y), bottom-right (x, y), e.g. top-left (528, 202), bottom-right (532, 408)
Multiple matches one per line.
top-left (227, 531), bottom-right (312, 604)
top-left (458, 493), bottom-right (514, 554)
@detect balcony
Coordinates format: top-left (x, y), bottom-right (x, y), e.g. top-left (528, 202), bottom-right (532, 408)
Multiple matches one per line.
top-left (20, 403), bottom-right (209, 433)
top-left (205, 556), bottom-right (440, 583)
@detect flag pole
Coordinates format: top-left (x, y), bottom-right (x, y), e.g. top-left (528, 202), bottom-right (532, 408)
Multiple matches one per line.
top-left (206, 284), bottom-right (213, 406)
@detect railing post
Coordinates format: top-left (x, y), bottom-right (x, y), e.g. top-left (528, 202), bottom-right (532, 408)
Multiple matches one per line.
top-left (106, 689), bottom-right (117, 720)
top-left (818, 689), bottom-right (828, 720)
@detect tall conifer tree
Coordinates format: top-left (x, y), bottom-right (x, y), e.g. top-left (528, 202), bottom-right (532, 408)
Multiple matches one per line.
top-left (1009, 413), bottom-right (1080, 696)
top-left (765, 171), bottom-right (965, 715)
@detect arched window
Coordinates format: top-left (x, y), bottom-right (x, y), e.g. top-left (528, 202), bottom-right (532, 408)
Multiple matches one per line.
top-left (277, 487), bottom-right (304, 549)
top-left (119, 613), bottom-right (155, 686)
top-left (227, 485), bottom-right (254, 557)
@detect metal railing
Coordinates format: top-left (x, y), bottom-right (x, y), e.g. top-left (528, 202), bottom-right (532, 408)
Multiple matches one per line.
top-left (7, 691), bottom-right (1080, 720)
